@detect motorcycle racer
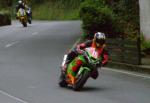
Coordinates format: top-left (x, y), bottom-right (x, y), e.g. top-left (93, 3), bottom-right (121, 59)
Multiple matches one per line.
top-left (16, 0), bottom-right (32, 23)
top-left (60, 32), bottom-right (108, 81)
top-left (16, 0), bottom-right (25, 16)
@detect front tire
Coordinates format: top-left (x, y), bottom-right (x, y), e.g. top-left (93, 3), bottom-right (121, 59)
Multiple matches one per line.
top-left (22, 19), bottom-right (27, 27)
top-left (73, 70), bottom-right (90, 91)
top-left (58, 72), bottom-right (67, 87)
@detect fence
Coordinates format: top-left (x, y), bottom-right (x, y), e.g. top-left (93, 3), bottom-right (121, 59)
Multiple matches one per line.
top-left (106, 38), bottom-right (141, 65)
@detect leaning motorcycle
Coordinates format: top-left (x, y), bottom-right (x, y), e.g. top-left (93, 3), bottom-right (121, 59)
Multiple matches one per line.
top-left (59, 47), bottom-right (102, 91)
top-left (17, 8), bottom-right (27, 27)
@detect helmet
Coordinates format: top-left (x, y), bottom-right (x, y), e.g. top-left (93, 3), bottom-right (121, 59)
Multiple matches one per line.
top-left (18, 0), bottom-right (22, 4)
top-left (94, 32), bottom-right (106, 47)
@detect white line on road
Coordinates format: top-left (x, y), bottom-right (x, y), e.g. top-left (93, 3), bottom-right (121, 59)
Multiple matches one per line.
top-left (103, 67), bottom-right (150, 79)
top-left (0, 90), bottom-right (29, 103)
top-left (5, 41), bottom-right (19, 48)
top-left (32, 32), bottom-right (38, 35)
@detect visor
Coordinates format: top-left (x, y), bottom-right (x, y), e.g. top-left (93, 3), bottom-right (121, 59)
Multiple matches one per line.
top-left (95, 38), bottom-right (105, 44)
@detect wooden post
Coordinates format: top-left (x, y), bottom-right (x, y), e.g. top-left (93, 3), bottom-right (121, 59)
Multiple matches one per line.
top-left (137, 36), bottom-right (141, 65)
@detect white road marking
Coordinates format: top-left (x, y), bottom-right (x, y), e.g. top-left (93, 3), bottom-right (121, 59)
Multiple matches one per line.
top-left (0, 90), bottom-right (29, 103)
top-left (28, 86), bottom-right (36, 89)
top-left (32, 32), bottom-right (38, 35)
top-left (5, 41), bottom-right (19, 48)
top-left (103, 67), bottom-right (150, 79)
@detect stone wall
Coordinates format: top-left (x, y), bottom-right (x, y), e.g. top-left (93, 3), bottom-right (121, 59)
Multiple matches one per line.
top-left (0, 12), bottom-right (11, 26)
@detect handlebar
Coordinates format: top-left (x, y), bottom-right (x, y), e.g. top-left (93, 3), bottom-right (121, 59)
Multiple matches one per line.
top-left (78, 49), bottom-right (101, 68)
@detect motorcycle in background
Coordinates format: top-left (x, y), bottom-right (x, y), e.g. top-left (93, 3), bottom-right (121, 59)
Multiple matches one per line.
top-left (26, 7), bottom-right (32, 24)
top-left (17, 8), bottom-right (27, 27)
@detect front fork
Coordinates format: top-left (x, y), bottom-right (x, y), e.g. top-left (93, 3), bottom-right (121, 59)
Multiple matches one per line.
top-left (77, 67), bottom-right (91, 76)
top-left (61, 54), bottom-right (68, 67)
top-left (61, 54), bottom-right (68, 72)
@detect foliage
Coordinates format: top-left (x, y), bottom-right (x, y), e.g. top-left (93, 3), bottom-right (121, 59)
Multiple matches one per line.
top-left (107, 0), bottom-right (140, 38)
top-left (0, 0), bottom-right (11, 25)
top-left (80, 0), bottom-right (118, 38)
top-left (0, 10), bottom-right (11, 26)
top-left (0, 0), bottom-right (12, 8)
top-left (80, 0), bottom-right (140, 39)
top-left (141, 34), bottom-right (150, 51)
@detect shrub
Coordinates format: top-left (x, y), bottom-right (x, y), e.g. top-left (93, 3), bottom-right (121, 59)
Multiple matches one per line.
top-left (80, 0), bottom-right (119, 39)
top-left (79, 0), bottom-right (140, 39)
top-left (0, 11), bottom-right (11, 26)
top-left (107, 0), bottom-right (140, 39)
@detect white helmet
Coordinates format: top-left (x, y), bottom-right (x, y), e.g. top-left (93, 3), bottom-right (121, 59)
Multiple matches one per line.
top-left (18, 0), bottom-right (22, 4)
top-left (94, 32), bottom-right (106, 45)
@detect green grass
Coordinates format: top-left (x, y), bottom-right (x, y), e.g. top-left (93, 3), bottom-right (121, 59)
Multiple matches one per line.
top-left (141, 34), bottom-right (150, 51)
top-left (32, 1), bottom-right (81, 20)
top-left (141, 40), bottom-right (150, 50)
top-left (0, 8), bottom-right (11, 16)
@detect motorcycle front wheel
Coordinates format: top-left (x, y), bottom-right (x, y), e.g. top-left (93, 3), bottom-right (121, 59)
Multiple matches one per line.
top-left (73, 70), bottom-right (90, 91)
top-left (58, 72), bottom-right (67, 87)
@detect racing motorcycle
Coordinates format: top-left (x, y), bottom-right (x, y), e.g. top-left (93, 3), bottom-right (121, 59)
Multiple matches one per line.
top-left (17, 8), bottom-right (27, 27)
top-left (26, 7), bottom-right (32, 24)
top-left (59, 47), bottom-right (102, 91)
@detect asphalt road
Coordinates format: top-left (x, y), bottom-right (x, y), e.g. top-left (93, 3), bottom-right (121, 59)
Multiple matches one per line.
top-left (0, 21), bottom-right (149, 103)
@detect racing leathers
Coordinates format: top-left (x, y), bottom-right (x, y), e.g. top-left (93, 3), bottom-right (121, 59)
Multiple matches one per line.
top-left (16, 3), bottom-right (25, 13)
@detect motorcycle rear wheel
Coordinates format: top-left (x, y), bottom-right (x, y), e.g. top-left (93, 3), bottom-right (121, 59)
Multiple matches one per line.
top-left (28, 18), bottom-right (32, 24)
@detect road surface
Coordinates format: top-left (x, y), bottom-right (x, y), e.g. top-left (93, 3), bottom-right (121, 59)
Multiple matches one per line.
top-left (0, 21), bottom-right (149, 103)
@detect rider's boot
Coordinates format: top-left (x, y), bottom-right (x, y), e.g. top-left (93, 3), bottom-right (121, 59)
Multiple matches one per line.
top-left (59, 70), bottom-right (67, 87)
top-left (90, 69), bottom-right (99, 79)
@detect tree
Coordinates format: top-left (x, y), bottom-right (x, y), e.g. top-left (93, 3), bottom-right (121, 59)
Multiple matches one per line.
top-left (0, 0), bottom-right (12, 7)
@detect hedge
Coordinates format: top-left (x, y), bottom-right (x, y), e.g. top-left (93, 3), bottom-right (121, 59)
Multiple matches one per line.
top-left (0, 11), bottom-right (11, 26)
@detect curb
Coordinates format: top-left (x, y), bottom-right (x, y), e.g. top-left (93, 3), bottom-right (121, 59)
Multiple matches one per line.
top-left (107, 61), bottom-right (150, 75)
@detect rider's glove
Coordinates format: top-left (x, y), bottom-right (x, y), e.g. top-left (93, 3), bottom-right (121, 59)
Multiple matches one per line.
top-left (76, 48), bottom-right (83, 54)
